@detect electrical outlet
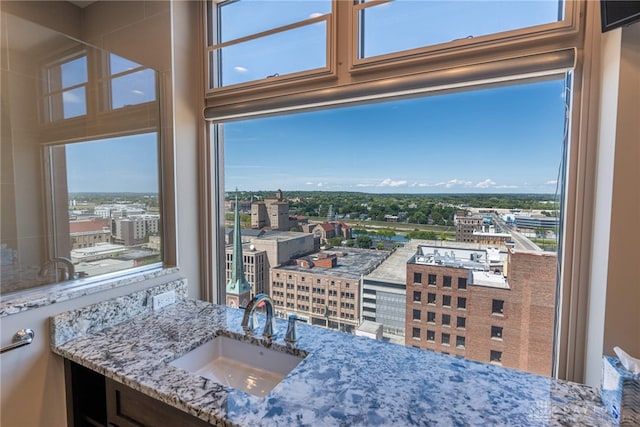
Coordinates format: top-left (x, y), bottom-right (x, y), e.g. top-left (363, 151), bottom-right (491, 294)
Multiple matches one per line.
top-left (152, 290), bottom-right (176, 310)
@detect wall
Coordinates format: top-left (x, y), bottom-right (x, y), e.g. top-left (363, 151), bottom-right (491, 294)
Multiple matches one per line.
top-left (585, 21), bottom-right (640, 387)
top-left (0, 1), bottom-right (202, 426)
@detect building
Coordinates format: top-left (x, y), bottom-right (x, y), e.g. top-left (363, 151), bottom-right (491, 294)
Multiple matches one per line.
top-left (456, 216), bottom-right (484, 242)
top-left (251, 189), bottom-right (291, 230)
top-left (226, 195), bottom-right (252, 309)
top-left (472, 226), bottom-right (513, 249)
top-left (514, 215), bottom-right (560, 231)
top-left (69, 219), bottom-right (111, 249)
top-left (112, 215), bottom-right (160, 246)
top-left (270, 248), bottom-right (390, 333)
top-left (406, 245), bottom-right (556, 375)
top-left (224, 243), bottom-right (269, 296)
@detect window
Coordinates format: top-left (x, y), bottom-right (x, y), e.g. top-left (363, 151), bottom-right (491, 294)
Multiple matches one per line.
top-left (206, 0), bottom-right (332, 90)
top-left (426, 330), bottom-right (436, 342)
top-left (443, 276), bottom-right (452, 288)
top-left (428, 274), bottom-right (437, 285)
top-left (412, 309), bottom-right (421, 321)
top-left (41, 52), bottom-right (88, 122)
top-left (457, 317), bottom-right (466, 329)
top-left (441, 333), bottom-right (450, 346)
top-left (208, 0), bottom-right (587, 380)
top-left (427, 293), bottom-right (436, 305)
top-left (456, 336), bottom-right (466, 349)
top-left (457, 297), bottom-right (467, 310)
top-left (442, 295), bottom-right (452, 307)
top-left (442, 314), bottom-right (451, 326)
top-left (413, 291), bottom-right (422, 303)
top-left (427, 311), bottom-right (436, 324)
top-left (355, 0), bottom-right (565, 60)
top-left (413, 272), bottom-right (422, 284)
top-left (491, 326), bottom-right (503, 340)
top-left (490, 350), bottom-right (503, 364)
top-left (492, 299), bottom-right (505, 315)
top-left (107, 54), bottom-right (156, 110)
top-left (412, 327), bottom-right (421, 339)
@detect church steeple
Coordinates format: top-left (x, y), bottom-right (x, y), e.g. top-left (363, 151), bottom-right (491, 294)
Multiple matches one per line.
top-left (227, 192), bottom-right (251, 300)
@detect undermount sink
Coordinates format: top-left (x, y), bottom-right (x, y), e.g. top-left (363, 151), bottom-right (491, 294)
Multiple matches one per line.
top-left (169, 334), bottom-right (306, 397)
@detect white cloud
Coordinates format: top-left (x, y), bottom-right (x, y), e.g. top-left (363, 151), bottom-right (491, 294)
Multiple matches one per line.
top-left (305, 182), bottom-right (314, 185)
top-left (495, 184), bottom-right (519, 189)
top-left (377, 178), bottom-right (407, 187)
top-left (475, 179), bottom-right (496, 188)
top-left (234, 66), bottom-right (248, 73)
top-left (309, 12), bottom-right (323, 18)
top-left (62, 91), bottom-right (83, 104)
top-left (317, 182), bottom-right (323, 187)
top-left (132, 89), bottom-right (144, 95)
top-left (545, 180), bottom-right (558, 185)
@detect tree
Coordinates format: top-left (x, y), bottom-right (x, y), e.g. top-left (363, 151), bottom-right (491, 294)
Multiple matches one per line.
top-left (377, 242), bottom-right (385, 250)
top-left (328, 236), bottom-right (343, 247)
top-left (357, 235), bottom-right (372, 249)
top-left (346, 239), bottom-right (355, 247)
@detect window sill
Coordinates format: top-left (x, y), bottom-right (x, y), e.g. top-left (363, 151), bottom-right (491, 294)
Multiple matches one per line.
top-left (0, 264), bottom-right (179, 318)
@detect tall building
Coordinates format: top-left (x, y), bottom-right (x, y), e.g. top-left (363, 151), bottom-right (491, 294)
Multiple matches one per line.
top-left (251, 189), bottom-right (291, 230)
top-left (456, 216), bottom-right (484, 242)
top-left (112, 215), bottom-right (160, 246)
top-left (405, 245), bottom-right (556, 375)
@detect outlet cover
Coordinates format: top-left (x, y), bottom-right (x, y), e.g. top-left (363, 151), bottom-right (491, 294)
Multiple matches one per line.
top-left (152, 290), bottom-right (176, 310)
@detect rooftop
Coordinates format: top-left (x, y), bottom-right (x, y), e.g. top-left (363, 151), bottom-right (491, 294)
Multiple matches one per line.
top-left (275, 247), bottom-right (389, 280)
top-left (470, 270), bottom-right (510, 289)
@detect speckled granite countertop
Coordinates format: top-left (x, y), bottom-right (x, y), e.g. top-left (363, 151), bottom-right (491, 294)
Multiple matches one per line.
top-left (51, 299), bottom-right (614, 426)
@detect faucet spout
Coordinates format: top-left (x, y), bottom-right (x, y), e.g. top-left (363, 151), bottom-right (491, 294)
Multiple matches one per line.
top-left (241, 293), bottom-right (275, 340)
top-left (37, 257), bottom-right (75, 282)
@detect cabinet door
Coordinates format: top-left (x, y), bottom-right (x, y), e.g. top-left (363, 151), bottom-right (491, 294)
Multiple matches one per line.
top-left (105, 378), bottom-right (211, 427)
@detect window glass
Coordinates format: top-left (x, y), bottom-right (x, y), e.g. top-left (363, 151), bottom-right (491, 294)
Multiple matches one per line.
top-left (111, 69), bottom-right (156, 109)
top-left (358, 0), bottom-right (563, 59)
top-left (63, 133), bottom-right (161, 279)
top-left (218, 77), bottom-right (567, 376)
top-left (211, 21), bottom-right (327, 88)
top-left (110, 53), bottom-right (143, 75)
top-left (60, 56), bottom-right (88, 88)
top-left (218, 0), bottom-right (331, 43)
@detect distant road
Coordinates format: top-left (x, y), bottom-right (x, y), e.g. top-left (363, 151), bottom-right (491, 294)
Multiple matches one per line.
top-left (492, 214), bottom-right (541, 251)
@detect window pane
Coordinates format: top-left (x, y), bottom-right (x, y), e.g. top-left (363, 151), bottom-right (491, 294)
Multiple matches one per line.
top-left (60, 56), bottom-right (87, 88)
top-left (65, 133), bottom-right (161, 278)
top-left (359, 0), bottom-right (563, 58)
top-left (220, 78), bottom-right (567, 376)
top-left (111, 69), bottom-right (156, 109)
top-left (218, 0), bottom-right (331, 43)
top-left (62, 87), bottom-right (86, 119)
top-left (110, 53), bottom-right (143, 75)
top-left (213, 21), bottom-right (326, 87)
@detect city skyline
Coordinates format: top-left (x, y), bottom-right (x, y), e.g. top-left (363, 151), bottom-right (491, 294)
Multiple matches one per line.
top-left (224, 78), bottom-right (567, 194)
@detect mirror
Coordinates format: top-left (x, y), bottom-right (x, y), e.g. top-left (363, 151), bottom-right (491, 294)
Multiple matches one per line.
top-left (1, 12), bottom-right (164, 295)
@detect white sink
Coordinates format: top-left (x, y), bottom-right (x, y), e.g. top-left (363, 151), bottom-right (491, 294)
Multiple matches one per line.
top-left (169, 335), bottom-right (306, 397)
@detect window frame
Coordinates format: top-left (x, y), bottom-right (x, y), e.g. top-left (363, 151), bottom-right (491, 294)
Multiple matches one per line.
top-left (202, 0), bottom-right (599, 383)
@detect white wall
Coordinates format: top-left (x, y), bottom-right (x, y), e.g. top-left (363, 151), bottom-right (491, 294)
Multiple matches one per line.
top-left (0, 2), bottom-right (202, 426)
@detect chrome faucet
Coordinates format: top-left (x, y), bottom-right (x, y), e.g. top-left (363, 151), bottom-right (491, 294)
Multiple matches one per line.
top-left (241, 293), bottom-right (276, 340)
top-left (285, 314), bottom-right (303, 345)
top-left (37, 257), bottom-right (75, 282)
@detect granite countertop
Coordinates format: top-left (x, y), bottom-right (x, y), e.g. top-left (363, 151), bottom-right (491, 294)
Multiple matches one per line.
top-left (51, 299), bottom-right (614, 426)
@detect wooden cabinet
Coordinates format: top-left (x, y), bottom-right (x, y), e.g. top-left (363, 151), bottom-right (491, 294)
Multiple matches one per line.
top-left (64, 360), bottom-right (212, 427)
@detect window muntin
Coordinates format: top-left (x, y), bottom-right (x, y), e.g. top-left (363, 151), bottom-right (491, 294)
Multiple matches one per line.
top-left (356, 0), bottom-right (564, 60)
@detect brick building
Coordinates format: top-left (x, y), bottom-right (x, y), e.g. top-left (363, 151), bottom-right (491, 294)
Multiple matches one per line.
top-left (456, 216), bottom-right (483, 242)
top-left (405, 245), bottom-right (556, 376)
top-left (270, 248), bottom-right (389, 333)
top-left (251, 189), bottom-right (291, 230)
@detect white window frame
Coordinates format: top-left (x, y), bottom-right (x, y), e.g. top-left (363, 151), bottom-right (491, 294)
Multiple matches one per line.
top-left (201, 0), bottom-right (600, 384)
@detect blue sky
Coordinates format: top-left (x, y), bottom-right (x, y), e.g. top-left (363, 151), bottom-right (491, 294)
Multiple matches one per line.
top-left (224, 78), bottom-right (568, 194)
top-left (66, 133), bottom-right (159, 193)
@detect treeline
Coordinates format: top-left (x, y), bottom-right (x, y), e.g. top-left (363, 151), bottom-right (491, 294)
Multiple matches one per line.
top-left (227, 190), bottom-right (560, 225)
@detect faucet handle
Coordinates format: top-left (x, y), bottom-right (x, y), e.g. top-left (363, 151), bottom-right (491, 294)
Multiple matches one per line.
top-left (285, 315), bottom-right (302, 345)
